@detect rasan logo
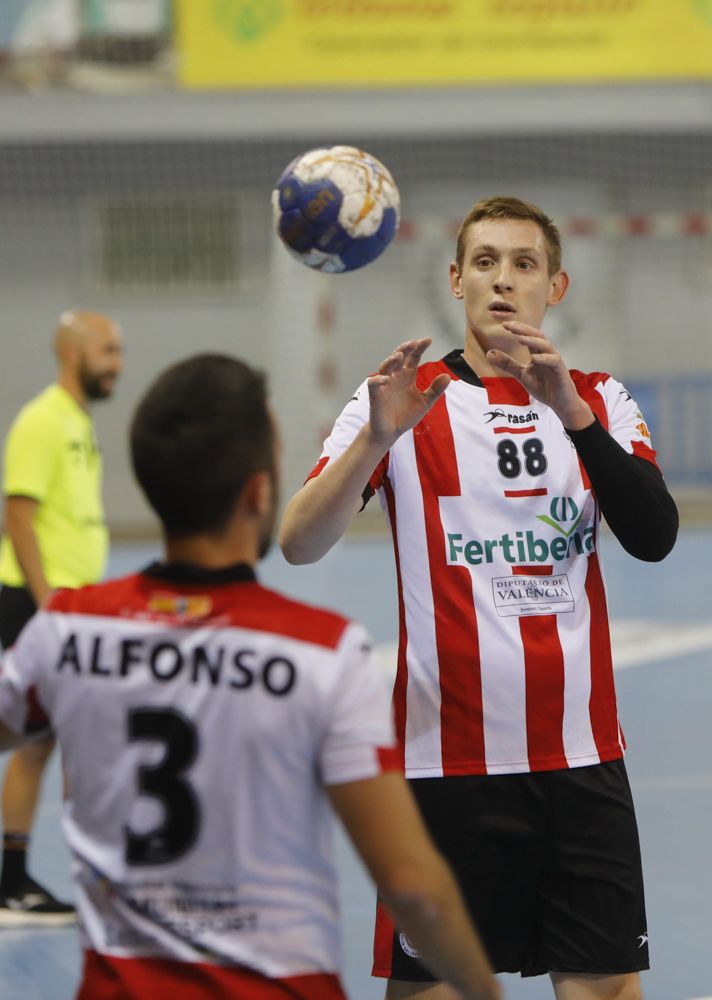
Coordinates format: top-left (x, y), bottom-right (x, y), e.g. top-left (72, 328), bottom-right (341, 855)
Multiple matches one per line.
top-left (484, 408), bottom-right (539, 424)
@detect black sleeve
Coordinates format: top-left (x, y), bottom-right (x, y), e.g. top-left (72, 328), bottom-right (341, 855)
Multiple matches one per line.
top-left (565, 418), bottom-right (679, 562)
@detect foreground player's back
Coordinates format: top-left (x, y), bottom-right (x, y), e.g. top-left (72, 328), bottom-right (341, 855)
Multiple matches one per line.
top-left (5, 564), bottom-right (393, 993)
top-left (0, 352), bottom-right (501, 1000)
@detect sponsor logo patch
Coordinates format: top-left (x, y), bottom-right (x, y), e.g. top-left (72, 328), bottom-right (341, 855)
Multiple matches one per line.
top-left (536, 496), bottom-right (583, 536)
top-left (446, 526), bottom-right (594, 567)
top-left (492, 573), bottom-right (574, 617)
top-left (484, 408), bottom-right (539, 424)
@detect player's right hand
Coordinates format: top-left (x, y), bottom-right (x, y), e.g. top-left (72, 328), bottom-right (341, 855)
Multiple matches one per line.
top-left (366, 338), bottom-right (450, 447)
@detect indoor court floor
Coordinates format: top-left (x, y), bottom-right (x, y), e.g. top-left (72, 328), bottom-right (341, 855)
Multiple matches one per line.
top-left (0, 528), bottom-right (710, 1000)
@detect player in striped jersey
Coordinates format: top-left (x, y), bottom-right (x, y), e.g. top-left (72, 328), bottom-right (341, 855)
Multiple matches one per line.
top-left (0, 355), bottom-right (499, 1000)
top-left (280, 197), bottom-right (679, 1000)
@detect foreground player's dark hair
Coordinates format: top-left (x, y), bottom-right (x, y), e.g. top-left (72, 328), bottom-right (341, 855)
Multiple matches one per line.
top-left (131, 354), bottom-right (273, 537)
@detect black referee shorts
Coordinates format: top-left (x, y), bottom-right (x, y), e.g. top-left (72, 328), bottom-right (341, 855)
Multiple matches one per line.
top-left (0, 585), bottom-right (37, 650)
top-left (374, 759), bottom-right (649, 980)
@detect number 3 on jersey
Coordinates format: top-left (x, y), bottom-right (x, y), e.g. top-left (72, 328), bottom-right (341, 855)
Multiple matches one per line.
top-left (125, 707), bottom-right (201, 866)
top-left (497, 438), bottom-right (547, 479)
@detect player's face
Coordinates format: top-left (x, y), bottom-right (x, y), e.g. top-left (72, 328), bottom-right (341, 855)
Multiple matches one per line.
top-left (79, 324), bottom-right (124, 401)
top-left (449, 218), bottom-right (567, 345)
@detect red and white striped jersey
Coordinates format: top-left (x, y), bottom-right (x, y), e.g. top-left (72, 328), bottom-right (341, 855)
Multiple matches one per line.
top-left (308, 352), bottom-right (659, 778)
top-left (0, 565), bottom-right (397, 998)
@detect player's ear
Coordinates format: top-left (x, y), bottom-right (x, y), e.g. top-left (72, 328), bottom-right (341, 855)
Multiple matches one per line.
top-left (245, 470), bottom-right (273, 518)
top-left (547, 269), bottom-right (569, 306)
top-left (449, 261), bottom-right (463, 299)
top-left (56, 336), bottom-right (81, 369)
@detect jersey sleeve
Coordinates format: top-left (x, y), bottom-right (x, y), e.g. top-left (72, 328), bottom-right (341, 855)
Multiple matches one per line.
top-left (319, 622), bottom-right (399, 787)
top-left (304, 379), bottom-right (389, 496)
top-left (3, 406), bottom-right (61, 501)
top-left (597, 376), bottom-right (659, 468)
top-left (0, 612), bottom-right (51, 737)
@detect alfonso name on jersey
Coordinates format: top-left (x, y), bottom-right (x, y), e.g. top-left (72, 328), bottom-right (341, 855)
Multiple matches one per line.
top-left (55, 632), bottom-right (297, 695)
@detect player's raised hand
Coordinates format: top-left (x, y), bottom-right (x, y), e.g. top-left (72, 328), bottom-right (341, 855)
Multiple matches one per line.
top-left (488, 321), bottom-right (594, 431)
top-left (367, 338), bottom-right (450, 446)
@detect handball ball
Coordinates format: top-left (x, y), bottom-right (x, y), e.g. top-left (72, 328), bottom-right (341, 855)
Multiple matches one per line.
top-left (272, 145), bottom-right (400, 273)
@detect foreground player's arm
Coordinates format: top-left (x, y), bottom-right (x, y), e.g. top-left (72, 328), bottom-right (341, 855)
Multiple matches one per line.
top-left (280, 338), bottom-right (450, 564)
top-left (0, 614), bottom-right (52, 750)
top-left (4, 496), bottom-right (52, 606)
top-left (328, 774), bottom-right (501, 1000)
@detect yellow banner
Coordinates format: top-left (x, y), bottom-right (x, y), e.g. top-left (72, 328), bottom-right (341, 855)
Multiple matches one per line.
top-left (176, 1), bottom-right (712, 89)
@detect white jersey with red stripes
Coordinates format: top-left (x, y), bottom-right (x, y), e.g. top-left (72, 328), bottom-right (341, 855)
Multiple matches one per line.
top-left (308, 351), bottom-right (659, 779)
top-left (0, 566), bottom-right (397, 997)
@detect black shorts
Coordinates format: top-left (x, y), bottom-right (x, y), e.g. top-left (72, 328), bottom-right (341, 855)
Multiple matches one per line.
top-left (373, 760), bottom-right (649, 980)
top-left (0, 585), bottom-right (37, 650)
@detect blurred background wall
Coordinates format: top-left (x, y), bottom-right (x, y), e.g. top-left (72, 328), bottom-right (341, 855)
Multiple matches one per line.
top-left (0, 0), bottom-right (710, 535)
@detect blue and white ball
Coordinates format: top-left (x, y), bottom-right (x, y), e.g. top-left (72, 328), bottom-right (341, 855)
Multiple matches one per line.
top-left (272, 145), bottom-right (400, 273)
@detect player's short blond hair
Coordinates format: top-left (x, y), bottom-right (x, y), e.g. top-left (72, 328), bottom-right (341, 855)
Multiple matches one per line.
top-left (455, 196), bottom-right (562, 275)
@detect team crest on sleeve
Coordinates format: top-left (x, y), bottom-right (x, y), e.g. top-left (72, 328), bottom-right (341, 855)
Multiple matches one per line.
top-left (148, 593), bottom-right (213, 622)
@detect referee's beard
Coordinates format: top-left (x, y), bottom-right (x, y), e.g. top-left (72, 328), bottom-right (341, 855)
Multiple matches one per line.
top-left (79, 361), bottom-right (117, 401)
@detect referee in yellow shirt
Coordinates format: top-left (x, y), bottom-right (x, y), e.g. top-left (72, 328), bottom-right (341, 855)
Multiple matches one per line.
top-left (0, 310), bottom-right (122, 925)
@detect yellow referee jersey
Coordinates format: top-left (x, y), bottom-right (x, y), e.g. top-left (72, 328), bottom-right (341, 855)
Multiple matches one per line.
top-left (0, 385), bottom-right (108, 589)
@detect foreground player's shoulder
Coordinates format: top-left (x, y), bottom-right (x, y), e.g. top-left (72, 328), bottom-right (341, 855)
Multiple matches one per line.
top-left (46, 574), bottom-right (148, 617)
top-left (234, 584), bottom-right (354, 652)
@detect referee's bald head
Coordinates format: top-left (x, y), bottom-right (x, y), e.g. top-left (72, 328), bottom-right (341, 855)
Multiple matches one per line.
top-left (54, 308), bottom-right (123, 402)
top-left (54, 309), bottom-right (120, 357)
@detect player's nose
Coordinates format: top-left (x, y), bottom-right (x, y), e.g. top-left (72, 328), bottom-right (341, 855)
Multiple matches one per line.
top-left (493, 272), bottom-right (514, 293)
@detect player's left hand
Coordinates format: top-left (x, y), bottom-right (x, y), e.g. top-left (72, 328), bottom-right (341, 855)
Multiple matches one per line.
top-left (487, 321), bottom-right (595, 431)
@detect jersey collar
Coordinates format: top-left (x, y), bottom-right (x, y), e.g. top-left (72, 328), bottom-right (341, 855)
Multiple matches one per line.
top-left (142, 561), bottom-right (257, 584)
top-left (442, 349), bottom-right (484, 387)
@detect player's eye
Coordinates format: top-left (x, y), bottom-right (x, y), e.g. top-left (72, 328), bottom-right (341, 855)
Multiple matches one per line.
top-left (517, 260), bottom-right (534, 269)
top-left (476, 257), bottom-right (494, 268)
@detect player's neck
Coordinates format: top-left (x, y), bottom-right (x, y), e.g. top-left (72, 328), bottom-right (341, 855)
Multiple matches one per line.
top-left (463, 330), bottom-right (529, 378)
top-left (163, 529), bottom-right (258, 571)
